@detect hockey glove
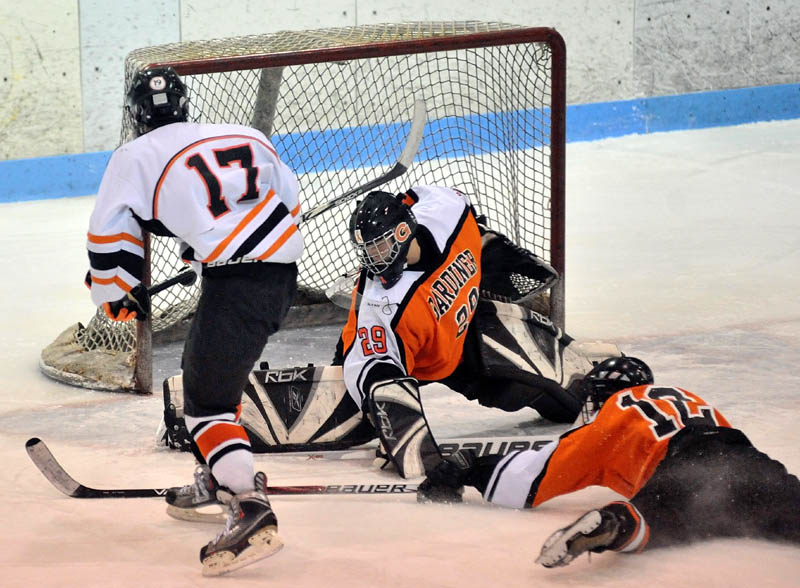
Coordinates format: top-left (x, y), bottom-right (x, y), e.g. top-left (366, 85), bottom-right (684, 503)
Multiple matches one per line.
top-left (417, 449), bottom-right (477, 504)
top-left (103, 284), bottom-right (150, 322)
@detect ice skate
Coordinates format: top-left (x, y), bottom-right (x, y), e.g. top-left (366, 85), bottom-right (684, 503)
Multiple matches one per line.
top-left (165, 464), bottom-right (230, 523)
top-left (536, 508), bottom-right (620, 568)
top-left (200, 474), bottom-right (283, 576)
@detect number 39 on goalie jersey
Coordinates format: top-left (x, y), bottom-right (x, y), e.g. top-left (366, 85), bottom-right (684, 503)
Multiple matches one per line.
top-left (339, 185), bottom-right (482, 405)
top-left (483, 385), bottom-right (732, 509)
top-left (86, 122), bottom-right (303, 306)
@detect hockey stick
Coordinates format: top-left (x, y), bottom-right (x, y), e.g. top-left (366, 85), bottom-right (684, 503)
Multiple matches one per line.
top-left (26, 437), bottom-right (418, 498)
top-left (26, 433), bottom-right (558, 499)
top-left (300, 99), bottom-right (427, 223)
top-left (85, 267), bottom-right (197, 297)
top-left (148, 267), bottom-right (197, 296)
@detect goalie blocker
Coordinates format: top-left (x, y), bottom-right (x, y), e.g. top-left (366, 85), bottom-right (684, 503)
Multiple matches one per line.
top-left (159, 299), bottom-right (617, 458)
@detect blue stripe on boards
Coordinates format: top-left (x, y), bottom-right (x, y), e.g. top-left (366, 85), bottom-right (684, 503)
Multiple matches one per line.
top-left (275, 110), bottom-right (549, 175)
top-left (567, 83), bottom-right (800, 142)
top-left (2, 83), bottom-right (799, 203)
top-left (1, 151), bottom-right (112, 203)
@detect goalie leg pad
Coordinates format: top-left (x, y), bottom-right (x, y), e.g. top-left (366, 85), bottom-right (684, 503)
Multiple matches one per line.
top-left (464, 299), bottom-right (599, 422)
top-left (242, 365), bottom-right (374, 451)
top-left (368, 378), bottom-right (442, 479)
top-left (159, 366), bottom-right (375, 454)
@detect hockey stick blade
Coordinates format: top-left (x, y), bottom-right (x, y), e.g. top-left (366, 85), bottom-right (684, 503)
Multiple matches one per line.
top-left (301, 99), bottom-right (427, 223)
top-left (25, 438), bottom-right (420, 498)
top-left (25, 437), bottom-right (164, 498)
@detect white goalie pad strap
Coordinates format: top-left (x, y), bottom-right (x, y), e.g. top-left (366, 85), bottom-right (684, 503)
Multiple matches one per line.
top-left (483, 441), bottom-right (558, 509)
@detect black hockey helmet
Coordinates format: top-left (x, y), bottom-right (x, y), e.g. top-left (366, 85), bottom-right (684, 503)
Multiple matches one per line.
top-left (349, 190), bottom-right (417, 289)
top-left (581, 356), bottom-right (654, 420)
top-left (126, 67), bottom-right (189, 136)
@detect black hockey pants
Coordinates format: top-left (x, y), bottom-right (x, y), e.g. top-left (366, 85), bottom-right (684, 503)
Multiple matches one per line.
top-left (181, 261), bottom-right (297, 417)
top-left (631, 425), bottom-right (800, 549)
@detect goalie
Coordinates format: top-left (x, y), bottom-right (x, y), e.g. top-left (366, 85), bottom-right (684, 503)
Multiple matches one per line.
top-left (331, 186), bottom-right (592, 478)
top-left (162, 186), bottom-right (597, 479)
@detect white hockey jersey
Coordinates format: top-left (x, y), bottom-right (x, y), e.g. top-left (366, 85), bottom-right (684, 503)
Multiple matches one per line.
top-left (339, 185), bottom-right (482, 405)
top-left (87, 122), bottom-right (303, 306)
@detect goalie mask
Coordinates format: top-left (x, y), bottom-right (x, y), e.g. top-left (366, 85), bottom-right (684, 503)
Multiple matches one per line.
top-left (126, 67), bottom-right (189, 136)
top-left (349, 191), bottom-right (417, 289)
top-left (581, 356), bottom-right (654, 422)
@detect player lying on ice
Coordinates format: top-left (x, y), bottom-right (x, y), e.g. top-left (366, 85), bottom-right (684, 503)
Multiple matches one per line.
top-left (416, 356), bottom-right (800, 566)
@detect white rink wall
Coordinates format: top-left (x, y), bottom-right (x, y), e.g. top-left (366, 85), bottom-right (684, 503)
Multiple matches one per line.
top-left (1, 0), bottom-right (799, 159)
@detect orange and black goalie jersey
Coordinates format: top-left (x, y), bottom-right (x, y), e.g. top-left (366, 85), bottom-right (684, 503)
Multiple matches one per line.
top-left (482, 384), bottom-right (732, 509)
top-left (339, 185), bottom-right (482, 406)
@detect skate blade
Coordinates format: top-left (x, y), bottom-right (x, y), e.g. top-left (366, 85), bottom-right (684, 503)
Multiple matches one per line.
top-left (202, 527), bottom-right (283, 577)
top-left (166, 504), bottom-right (227, 524)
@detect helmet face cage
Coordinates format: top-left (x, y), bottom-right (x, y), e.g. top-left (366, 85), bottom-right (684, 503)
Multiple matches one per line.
top-left (349, 192), bottom-right (417, 289)
top-left (581, 356), bottom-right (654, 423)
top-left (126, 67), bottom-right (189, 136)
top-left (353, 223), bottom-right (412, 274)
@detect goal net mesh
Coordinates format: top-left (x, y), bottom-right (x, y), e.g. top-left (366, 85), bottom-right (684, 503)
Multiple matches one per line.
top-left (40, 21), bottom-right (564, 392)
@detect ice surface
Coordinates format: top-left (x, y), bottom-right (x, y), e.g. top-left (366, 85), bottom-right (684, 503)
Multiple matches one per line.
top-left (1, 120), bottom-right (799, 587)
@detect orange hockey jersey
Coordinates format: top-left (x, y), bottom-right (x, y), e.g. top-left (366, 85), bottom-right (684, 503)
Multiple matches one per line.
top-left (340, 185), bottom-right (482, 404)
top-left (483, 385), bottom-right (732, 509)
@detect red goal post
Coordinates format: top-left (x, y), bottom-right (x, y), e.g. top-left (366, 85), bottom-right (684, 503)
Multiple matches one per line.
top-left (40, 21), bottom-right (566, 394)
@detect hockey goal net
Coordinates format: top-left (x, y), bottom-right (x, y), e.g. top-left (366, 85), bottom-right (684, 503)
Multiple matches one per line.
top-left (40, 21), bottom-right (566, 394)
